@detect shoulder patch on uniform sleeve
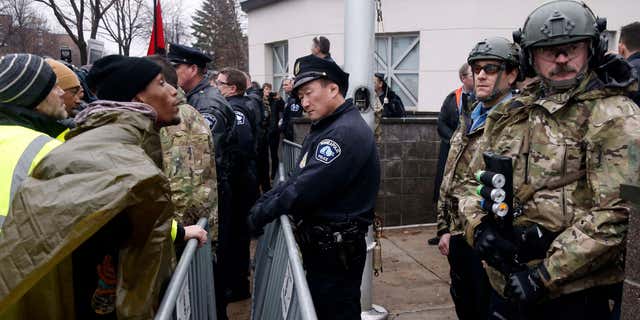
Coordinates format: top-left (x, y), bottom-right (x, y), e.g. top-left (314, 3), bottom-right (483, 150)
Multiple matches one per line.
top-left (234, 111), bottom-right (245, 125)
top-left (315, 139), bottom-right (341, 164)
top-left (291, 104), bottom-right (300, 112)
top-left (203, 113), bottom-right (217, 131)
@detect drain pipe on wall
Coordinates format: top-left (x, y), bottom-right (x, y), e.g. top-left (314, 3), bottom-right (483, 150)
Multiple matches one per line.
top-left (344, 1), bottom-right (388, 319)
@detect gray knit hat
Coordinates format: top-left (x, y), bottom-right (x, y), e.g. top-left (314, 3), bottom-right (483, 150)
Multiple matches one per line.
top-left (0, 54), bottom-right (57, 108)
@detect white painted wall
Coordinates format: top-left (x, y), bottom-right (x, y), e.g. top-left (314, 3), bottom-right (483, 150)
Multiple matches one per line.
top-left (245, 0), bottom-right (640, 111)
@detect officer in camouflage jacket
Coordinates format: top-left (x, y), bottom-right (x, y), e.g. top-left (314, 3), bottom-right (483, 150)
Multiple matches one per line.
top-left (459, 2), bottom-right (640, 318)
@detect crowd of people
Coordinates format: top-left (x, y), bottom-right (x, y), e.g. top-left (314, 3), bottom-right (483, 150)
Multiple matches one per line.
top-left (0, 1), bottom-right (639, 320)
top-left (0, 39), bottom-right (311, 319)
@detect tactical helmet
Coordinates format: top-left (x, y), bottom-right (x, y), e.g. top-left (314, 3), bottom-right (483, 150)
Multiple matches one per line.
top-left (513, 0), bottom-right (608, 77)
top-left (468, 37), bottom-right (521, 67)
top-left (467, 37), bottom-right (521, 102)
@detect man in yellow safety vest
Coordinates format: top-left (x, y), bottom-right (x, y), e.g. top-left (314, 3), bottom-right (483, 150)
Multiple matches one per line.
top-left (0, 53), bottom-right (68, 228)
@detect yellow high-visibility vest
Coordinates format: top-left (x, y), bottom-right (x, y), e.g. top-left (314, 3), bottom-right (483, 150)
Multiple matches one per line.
top-left (56, 128), bottom-right (70, 142)
top-left (0, 125), bottom-right (61, 228)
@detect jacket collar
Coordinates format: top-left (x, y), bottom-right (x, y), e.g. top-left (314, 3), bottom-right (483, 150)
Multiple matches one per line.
top-left (0, 104), bottom-right (68, 138)
top-left (186, 77), bottom-right (211, 99)
top-left (628, 51), bottom-right (640, 63)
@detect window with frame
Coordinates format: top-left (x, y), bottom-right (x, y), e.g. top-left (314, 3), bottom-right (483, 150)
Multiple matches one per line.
top-left (271, 41), bottom-right (289, 97)
top-left (375, 33), bottom-right (420, 108)
top-left (603, 30), bottom-right (617, 52)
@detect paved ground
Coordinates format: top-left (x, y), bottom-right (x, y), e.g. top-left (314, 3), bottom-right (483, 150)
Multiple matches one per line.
top-left (227, 225), bottom-right (456, 319)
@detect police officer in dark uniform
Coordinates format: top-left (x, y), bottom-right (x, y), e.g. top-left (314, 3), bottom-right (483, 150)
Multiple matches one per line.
top-left (248, 54), bottom-right (380, 320)
top-left (245, 79), bottom-right (271, 192)
top-left (168, 43), bottom-right (236, 165)
top-left (216, 67), bottom-right (259, 303)
top-left (168, 43), bottom-right (236, 320)
top-left (281, 77), bottom-right (304, 141)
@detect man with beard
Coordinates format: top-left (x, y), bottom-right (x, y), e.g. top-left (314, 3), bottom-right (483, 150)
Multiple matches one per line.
top-left (0, 54), bottom-right (68, 229)
top-left (459, 2), bottom-right (640, 319)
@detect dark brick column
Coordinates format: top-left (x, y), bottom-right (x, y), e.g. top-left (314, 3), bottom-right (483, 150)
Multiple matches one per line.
top-left (292, 116), bottom-right (441, 226)
top-left (621, 184), bottom-right (640, 320)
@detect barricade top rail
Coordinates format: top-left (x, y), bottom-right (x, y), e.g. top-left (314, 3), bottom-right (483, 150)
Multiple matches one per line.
top-left (283, 139), bottom-right (302, 149)
top-left (155, 217), bottom-right (208, 320)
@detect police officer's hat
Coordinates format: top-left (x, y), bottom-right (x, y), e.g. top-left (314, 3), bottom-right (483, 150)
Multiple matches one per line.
top-left (168, 43), bottom-right (212, 68)
top-left (292, 54), bottom-right (349, 97)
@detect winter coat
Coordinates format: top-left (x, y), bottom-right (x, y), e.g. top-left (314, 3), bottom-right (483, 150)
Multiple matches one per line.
top-left (0, 101), bottom-right (176, 319)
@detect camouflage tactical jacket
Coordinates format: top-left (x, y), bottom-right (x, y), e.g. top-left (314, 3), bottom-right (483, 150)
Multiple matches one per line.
top-left (436, 98), bottom-right (482, 236)
top-left (160, 90), bottom-right (218, 242)
top-left (459, 69), bottom-right (640, 298)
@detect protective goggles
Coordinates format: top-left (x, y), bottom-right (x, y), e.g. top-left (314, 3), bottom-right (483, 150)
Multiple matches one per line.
top-left (471, 63), bottom-right (505, 75)
top-left (532, 41), bottom-right (588, 62)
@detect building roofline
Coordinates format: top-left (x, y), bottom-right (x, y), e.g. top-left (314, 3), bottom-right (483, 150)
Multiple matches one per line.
top-left (240, 0), bottom-right (283, 12)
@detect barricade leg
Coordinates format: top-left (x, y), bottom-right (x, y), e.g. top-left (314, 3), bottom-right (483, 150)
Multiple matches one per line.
top-left (360, 226), bottom-right (388, 320)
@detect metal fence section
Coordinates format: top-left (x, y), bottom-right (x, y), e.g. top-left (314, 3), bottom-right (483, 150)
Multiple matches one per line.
top-left (282, 139), bottom-right (302, 175)
top-left (156, 217), bottom-right (217, 320)
top-left (251, 164), bottom-right (317, 320)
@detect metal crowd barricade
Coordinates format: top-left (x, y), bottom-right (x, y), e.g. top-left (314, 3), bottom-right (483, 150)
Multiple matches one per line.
top-left (156, 217), bottom-right (217, 320)
top-left (282, 139), bottom-right (302, 175)
top-left (251, 163), bottom-right (318, 320)
top-left (276, 138), bottom-right (387, 319)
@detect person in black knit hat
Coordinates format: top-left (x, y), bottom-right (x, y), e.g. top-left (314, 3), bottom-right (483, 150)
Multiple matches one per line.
top-left (66, 54), bottom-right (207, 318)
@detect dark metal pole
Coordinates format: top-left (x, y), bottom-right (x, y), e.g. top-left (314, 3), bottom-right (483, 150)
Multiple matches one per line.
top-left (153, 0), bottom-right (157, 54)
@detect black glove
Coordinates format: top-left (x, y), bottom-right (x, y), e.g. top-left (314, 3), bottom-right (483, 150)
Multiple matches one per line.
top-left (505, 264), bottom-right (548, 304)
top-left (247, 206), bottom-right (264, 239)
top-left (474, 222), bottom-right (519, 273)
top-left (514, 224), bottom-right (558, 262)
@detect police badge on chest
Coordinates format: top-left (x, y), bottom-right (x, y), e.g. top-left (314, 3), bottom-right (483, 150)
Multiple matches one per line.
top-left (315, 139), bottom-right (341, 164)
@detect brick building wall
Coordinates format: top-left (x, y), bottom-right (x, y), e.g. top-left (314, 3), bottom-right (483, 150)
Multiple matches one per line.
top-left (293, 116), bottom-right (441, 227)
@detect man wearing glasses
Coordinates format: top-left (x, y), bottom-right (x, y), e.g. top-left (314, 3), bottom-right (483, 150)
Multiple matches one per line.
top-left (45, 59), bottom-right (84, 118)
top-left (215, 68), bottom-right (259, 306)
top-left (436, 36), bottom-right (520, 320)
top-left (459, 1), bottom-right (640, 318)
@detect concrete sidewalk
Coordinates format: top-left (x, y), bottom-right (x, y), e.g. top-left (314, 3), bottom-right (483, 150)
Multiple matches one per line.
top-left (228, 225), bottom-right (456, 319)
top-left (377, 226), bottom-right (455, 319)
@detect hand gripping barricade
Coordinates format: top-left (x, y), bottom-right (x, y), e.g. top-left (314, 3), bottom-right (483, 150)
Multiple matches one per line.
top-left (251, 161), bottom-right (318, 320)
top-left (155, 217), bottom-right (217, 320)
top-left (253, 140), bottom-right (387, 320)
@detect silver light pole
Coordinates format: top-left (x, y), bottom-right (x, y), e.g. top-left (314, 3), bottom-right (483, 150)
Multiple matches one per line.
top-left (344, 1), bottom-right (388, 319)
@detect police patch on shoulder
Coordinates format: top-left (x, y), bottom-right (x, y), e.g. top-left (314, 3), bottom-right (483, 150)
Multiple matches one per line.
top-left (203, 113), bottom-right (217, 131)
top-left (291, 104), bottom-right (300, 112)
top-left (234, 111), bottom-right (245, 125)
top-left (314, 139), bottom-right (341, 164)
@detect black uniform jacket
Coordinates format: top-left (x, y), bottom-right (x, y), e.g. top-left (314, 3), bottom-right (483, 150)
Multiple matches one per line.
top-left (187, 79), bottom-right (236, 144)
top-left (226, 94), bottom-right (257, 160)
top-left (627, 51), bottom-right (640, 106)
top-left (250, 99), bottom-right (380, 228)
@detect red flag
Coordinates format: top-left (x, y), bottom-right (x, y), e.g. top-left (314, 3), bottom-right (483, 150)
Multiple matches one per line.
top-left (147, 0), bottom-right (165, 55)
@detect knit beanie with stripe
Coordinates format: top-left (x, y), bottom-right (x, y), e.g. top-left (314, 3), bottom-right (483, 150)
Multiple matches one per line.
top-left (0, 54), bottom-right (57, 109)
